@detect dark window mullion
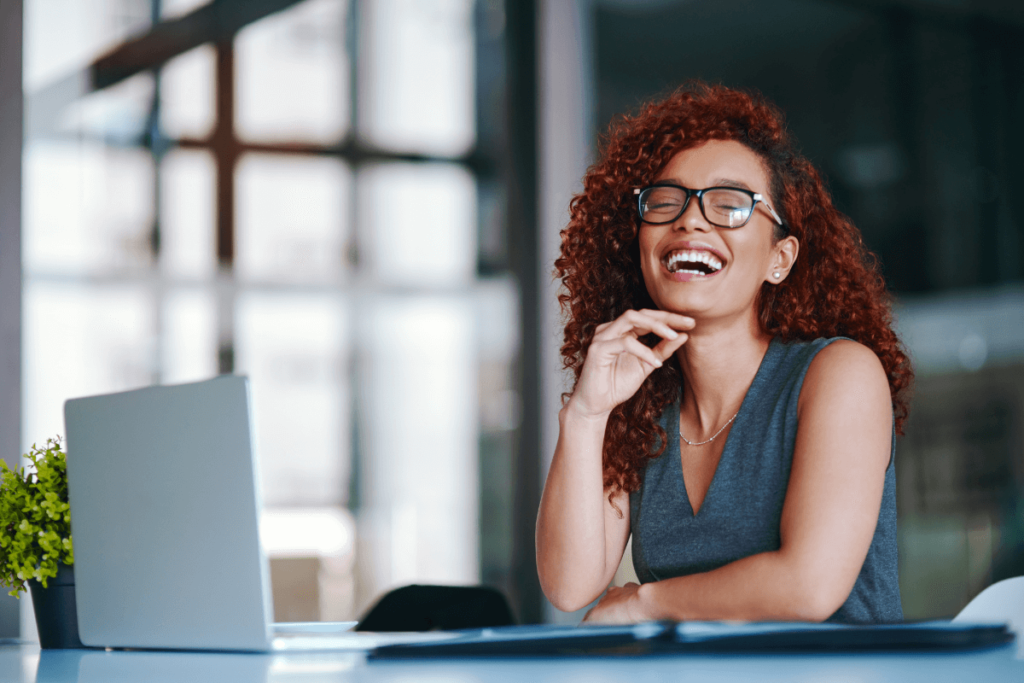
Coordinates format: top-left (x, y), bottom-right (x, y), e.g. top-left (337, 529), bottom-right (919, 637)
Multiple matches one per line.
top-left (214, 38), bottom-right (238, 374)
top-left (214, 39), bottom-right (238, 267)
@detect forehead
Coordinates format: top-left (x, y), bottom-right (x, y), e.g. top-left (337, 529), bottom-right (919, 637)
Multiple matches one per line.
top-left (655, 139), bottom-right (770, 190)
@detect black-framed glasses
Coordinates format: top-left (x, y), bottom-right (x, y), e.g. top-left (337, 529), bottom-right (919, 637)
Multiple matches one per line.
top-left (634, 184), bottom-right (784, 229)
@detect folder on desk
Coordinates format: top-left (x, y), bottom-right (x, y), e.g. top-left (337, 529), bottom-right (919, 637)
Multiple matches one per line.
top-left (368, 620), bottom-right (1014, 659)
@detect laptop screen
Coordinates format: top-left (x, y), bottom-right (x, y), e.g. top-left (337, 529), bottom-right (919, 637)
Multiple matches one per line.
top-left (65, 376), bottom-right (274, 651)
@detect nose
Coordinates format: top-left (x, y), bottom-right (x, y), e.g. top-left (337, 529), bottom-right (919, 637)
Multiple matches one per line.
top-left (673, 196), bottom-right (712, 233)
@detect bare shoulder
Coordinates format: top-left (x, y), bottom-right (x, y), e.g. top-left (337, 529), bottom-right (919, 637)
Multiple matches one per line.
top-left (800, 339), bottom-right (888, 406)
top-left (797, 339), bottom-right (892, 461)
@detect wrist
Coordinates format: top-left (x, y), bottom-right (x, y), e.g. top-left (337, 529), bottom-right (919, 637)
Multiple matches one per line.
top-left (561, 398), bottom-right (612, 427)
top-left (634, 581), bottom-right (666, 622)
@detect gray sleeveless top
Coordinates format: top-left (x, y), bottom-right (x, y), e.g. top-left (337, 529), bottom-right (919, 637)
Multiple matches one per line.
top-left (629, 337), bottom-right (902, 624)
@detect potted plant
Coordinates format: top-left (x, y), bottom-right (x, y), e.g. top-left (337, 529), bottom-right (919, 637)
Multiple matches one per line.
top-left (0, 437), bottom-right (82, 648)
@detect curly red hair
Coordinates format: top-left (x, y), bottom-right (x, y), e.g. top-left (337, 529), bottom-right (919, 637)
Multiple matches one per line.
top-left (555, 81), bottom-right (914, 495)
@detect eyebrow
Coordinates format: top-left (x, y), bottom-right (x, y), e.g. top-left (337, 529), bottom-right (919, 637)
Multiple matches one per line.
top-left (657, 177), bottom-right (756, 191)
top-left (709, 177), bottom-right (754, 191)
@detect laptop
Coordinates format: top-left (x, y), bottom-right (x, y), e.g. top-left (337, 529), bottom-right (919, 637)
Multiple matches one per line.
top-left (64, 375), bottom-right (454, 652)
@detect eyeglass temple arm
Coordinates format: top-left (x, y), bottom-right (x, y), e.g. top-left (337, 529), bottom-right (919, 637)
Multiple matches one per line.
top-left (753, 193), bottom-right (784, 226)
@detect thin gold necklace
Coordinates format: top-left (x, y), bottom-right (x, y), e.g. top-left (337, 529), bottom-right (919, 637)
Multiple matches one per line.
top-left (680, 411), bottom-right (739, 446)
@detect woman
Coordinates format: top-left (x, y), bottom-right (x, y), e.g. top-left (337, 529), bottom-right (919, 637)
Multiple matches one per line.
top-left (536, 82), bottom-right (912, 625)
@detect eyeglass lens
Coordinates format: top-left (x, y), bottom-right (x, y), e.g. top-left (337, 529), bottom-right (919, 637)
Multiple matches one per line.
top-left (640, 186), bottom-right (754, 228)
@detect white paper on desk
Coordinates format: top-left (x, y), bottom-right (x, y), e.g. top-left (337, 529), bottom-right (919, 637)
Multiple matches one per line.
top-left (676, 621), bottom-right (845, 641)
top-left (470, 623), bottom-right (666, 642)
top-left (271, 630), bottom-right (461, 652)
top-left (272, 621), bottom-right (359, 635)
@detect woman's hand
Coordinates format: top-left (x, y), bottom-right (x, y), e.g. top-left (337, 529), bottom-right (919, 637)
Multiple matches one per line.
top-left (581, 582), bottom-right (646, 624)
top-left (569, 309), bottom-right (693, 419)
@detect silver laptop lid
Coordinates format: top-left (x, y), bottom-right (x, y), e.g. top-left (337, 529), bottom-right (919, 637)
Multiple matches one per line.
top-left (65, 376), bottom-right (274, 651)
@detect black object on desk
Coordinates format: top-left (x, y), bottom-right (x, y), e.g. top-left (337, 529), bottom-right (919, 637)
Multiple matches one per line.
top-left (368, 620), bottom-right (1015, 659)
top-left (356, 585), bottom-right (516, 632)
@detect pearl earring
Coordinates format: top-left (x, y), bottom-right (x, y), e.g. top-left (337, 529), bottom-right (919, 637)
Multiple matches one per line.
top-left (773, 272), bottom-right (781, 279)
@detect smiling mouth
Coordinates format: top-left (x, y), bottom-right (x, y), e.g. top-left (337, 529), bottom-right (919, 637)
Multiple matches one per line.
top-left (663, 249), bottom-right (724, 276)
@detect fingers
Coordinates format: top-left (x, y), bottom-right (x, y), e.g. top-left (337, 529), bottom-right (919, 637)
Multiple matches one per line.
top-left (620, 337), bottom-right (665, 370)
top-left (590, 312), bottom-right (690, 371)
top-left (590, 335), bottom-right (665, 369)
top-left (618, 309), bottom-right (689, 341)
top-left (640, 309), bottom-right (695, 331)
top-left (594, 309), bottom-right (694, 343)
top-left (633, 309), bottom-right (694, 332)
top-left (652, 329), bottom-right (690, 362)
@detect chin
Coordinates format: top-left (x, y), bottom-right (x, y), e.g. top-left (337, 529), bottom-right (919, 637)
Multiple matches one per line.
top-left (653, 294), bottom-right (708, 317)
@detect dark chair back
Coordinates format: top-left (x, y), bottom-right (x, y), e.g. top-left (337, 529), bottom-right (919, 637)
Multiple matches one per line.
top-left (355, 585), bottom-right (516, 632)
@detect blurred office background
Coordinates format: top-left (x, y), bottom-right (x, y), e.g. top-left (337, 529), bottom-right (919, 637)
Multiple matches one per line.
top-left (0, 0), bottom-right (1022, 637)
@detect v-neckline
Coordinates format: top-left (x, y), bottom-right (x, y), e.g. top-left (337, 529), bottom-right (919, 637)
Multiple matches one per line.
top-left (675, 338), bottom-right (780, 518)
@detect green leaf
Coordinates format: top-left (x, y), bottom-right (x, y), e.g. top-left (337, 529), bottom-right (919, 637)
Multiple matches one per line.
top-left (0, 437), bottom-right (73, 596)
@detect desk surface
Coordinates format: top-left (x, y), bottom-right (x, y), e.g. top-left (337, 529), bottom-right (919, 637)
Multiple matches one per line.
top-left (2, 641), bottom-right (1023, 682)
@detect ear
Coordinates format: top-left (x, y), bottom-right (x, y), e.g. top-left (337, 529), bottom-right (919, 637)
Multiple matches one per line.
top-left (766, 235), bottom-right (799, 284)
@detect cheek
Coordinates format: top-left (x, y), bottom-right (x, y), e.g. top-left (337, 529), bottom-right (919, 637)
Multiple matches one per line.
top-left (637, 233), bottom-right (656, 280)
top-left (637, 231), bottom-right (663, 304)
top-left (731, 230), bottom-right (776, 276)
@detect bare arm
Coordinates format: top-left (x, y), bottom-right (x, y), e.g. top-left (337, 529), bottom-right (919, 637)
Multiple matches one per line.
top-left (536, 408), bottom-right (631, 611)
top-left (536, 310), bottom-right (692, 612)
top-left (583, 340), bottom-right (893, 623)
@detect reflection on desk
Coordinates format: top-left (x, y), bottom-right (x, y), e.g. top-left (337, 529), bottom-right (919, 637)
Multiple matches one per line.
top-left (1, 640), bottom-right (1022, 683)
top-left (11, 648), bottom-right (362, 683)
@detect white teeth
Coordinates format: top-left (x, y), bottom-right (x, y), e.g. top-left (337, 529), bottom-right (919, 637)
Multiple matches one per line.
top-left (665, 250), bottom-right (723, 273)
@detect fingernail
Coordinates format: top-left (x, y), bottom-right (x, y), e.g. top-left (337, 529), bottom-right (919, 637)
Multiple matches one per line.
top-left (666, 329), bottom-right (679, 339)
top-left (654, 359), bottom-right (663, 368)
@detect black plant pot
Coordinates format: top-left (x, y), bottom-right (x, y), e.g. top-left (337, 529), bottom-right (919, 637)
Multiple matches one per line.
top-left (28, 563), bottom-right (83, 649)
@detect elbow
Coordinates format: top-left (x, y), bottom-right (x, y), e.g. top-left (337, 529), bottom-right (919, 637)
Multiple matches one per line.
top-left (787, 574), bottom-right (850, 623)
top-left (538, 570), bottom-right (602, 613)
top-left (772, 548), bottom-right (854, 622)
top-left (536, 545), bottom-right (606, 613)
top-left (545, 590), bottom-right (595, 614)
top-left (790, 592), bottom-right (840, 623)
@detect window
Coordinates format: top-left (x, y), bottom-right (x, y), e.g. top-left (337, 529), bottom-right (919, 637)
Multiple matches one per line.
top-left (24, 0), bottom-right (519, 621)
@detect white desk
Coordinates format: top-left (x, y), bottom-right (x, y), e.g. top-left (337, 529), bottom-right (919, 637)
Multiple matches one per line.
top-left (2, 641), bottom-right (1023, 682)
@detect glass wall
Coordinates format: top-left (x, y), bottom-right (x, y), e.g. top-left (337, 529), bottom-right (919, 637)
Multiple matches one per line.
top-left (23, 0), bottom-right (518, 623)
